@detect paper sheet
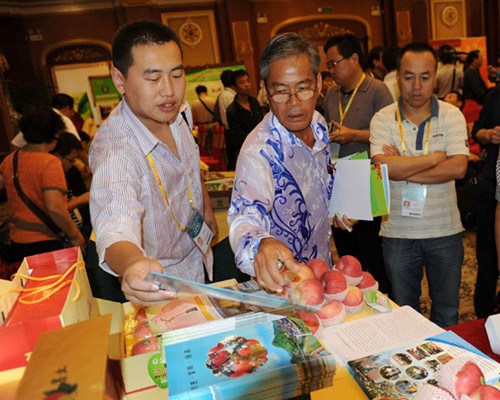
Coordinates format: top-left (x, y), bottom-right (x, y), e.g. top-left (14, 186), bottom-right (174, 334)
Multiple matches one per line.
top-left (320, 306), bottom-right (444, 366)
top-left (329, 159), bottom-right (373, 221)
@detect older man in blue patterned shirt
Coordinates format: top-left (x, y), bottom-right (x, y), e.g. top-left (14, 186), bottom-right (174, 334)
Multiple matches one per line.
top-left (228, 33), bottom-right (352, 293)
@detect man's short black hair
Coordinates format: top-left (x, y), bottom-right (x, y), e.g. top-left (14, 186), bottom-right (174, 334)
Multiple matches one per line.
top-left (397, 42), bottom-right (437, 71)
top-left (324, 34), bottom-right (364, 65)
top-left (382, 46), bottom-right (401, 72)
top-left (368, 46), bottom-right (384, 68)
top-left (233, 69), bottom-right (248, 81)
top-left (51, 93), bottom-right (74, 110)
top-left (220, 69), bottom-right (235, 87)
top-left (53, 132), bottom-right (84, 157)
top-left (112, 20), bottom-right (182, 76)
top-left (438, 44), bottom-right (456, 64)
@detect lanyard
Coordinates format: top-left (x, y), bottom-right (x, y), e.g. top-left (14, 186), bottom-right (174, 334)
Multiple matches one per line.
top-left (146, 153), bottom-right (193, 231)
top-left (396, 105), bottom-right (432, 156)
top-left (338, 73), bottom-right (365, 124)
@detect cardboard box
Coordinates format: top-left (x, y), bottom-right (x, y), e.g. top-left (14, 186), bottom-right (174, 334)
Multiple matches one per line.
top-left (118, 279), bottom-right (241, 396)
top-left (119, 302), bottom-right (167, 396)
top-left (0, 247), bottom-right (97, 372)
top-left (15, 315), bottom-right (119, 399)
top-left (208, 190), bottom-right (232, 209)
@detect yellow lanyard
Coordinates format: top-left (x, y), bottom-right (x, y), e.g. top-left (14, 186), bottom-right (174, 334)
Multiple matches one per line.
top-left (338, 73), bottom-right (366, 124)
top-left (146, 153), bottom-right (193, 232)
top-left (396, 105), bottom-right (432, 157)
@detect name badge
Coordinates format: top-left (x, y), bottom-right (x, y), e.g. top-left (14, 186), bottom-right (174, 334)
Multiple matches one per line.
top-left (401, 183), bottom-right (427, 218)
top-left (187, 211), bottom-right (213, 254)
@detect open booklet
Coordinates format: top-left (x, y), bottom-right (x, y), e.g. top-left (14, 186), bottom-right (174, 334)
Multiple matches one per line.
top-left (328, 151), bottom-right (390, 221)
top-left (348, 330), bottom-right (500, 399)
top-left (319, 306), bottom-right (445, 367)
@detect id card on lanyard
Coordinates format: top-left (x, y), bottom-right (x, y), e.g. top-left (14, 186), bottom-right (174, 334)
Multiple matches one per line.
top-left (396, 106), bottom-right (431, 218)
top-left (146, 153), bottom-right (213, 253)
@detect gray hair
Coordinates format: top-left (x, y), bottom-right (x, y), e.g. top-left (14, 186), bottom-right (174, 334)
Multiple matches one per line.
top-left (259, 32), bottom-right (320, 82)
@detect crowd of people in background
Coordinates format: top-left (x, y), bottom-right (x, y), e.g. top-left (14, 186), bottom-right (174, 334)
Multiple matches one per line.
top-left (1, 18), bottom-right (500, 326)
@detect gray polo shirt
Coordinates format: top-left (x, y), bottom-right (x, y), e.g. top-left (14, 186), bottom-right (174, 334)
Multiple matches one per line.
top-left (324, 75), bottom-right (393, 158)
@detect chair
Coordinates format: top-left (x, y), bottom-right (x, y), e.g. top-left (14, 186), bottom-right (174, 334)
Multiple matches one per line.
top-left (462, 99), bottom-right (482, 124)
top-left (200, 123), bottom-right (226, 171)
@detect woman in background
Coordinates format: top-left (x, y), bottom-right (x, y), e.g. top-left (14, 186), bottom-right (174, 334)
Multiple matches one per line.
top-left (0, 106), bottom-right (85, 261)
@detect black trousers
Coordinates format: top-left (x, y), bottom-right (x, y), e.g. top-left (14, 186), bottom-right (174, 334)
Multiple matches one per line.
top-left (332, 217), bottom-right (392, 297)
top-left (474, 193), bottom-right (499, 318)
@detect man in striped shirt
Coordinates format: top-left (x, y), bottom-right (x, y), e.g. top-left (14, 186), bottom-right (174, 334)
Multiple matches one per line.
top-left (370, 43), bottom-right (469, 327)
top-left (90, 20), bottom-right (217, 306)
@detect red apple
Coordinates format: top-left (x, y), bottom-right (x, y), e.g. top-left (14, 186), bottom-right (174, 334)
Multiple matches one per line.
top-left (413, 384), bottom-right (455, 400)
top-left (357, 271), bottom-right (379, 292)
top-left (282, 263), bottom-right (315, 292)
top-left (438, 358), bottom-right (485, 399)
top-left (134, 308), bottom-right (148, 323)
top-left (316, 300), bottom-right (346, 326)
top-left (295, 311), bottom-right (321, 334)
top-left (468, 384), bottom-right (500, 400)
top-left (134, 321), bottom-right (153, 339)
top-left (132, 338), bottom-right (159, 355)
top-left (322, 269), bottom-right (348, 301)
top-left (335, 255), bottom-right (363, 285)
top-left (291, 278), bottom-right (324, 306)
top-left (306, 258), bottom-right (329, 281)
top-left (342, 286), bottom-right (364, 314)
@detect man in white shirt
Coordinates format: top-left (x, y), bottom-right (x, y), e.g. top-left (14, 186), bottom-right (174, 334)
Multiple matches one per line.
top-left (90, 20), bottom-right (217, 306)
top-left (370, 43), bottom-right (469, 327)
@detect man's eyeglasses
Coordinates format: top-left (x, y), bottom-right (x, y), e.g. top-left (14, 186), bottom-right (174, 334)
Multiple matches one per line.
top-left (64, 156), bottom-right (76, 164)
top-left (266, 85), bottom-right (316, 104)
top-left (326, 57), bottom-right (346, 69)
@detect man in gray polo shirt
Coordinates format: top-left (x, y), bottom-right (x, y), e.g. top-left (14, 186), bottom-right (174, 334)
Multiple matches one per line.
top-left (324, 34), bottom-right (393, 296)
top-left (370, 43), bottom-right (469, 327)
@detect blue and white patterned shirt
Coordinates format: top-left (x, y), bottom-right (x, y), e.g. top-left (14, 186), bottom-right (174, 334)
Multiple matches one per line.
top-left (90, 99), bottom-right (211, 282)
top-left (228, 111), bottom-right (334, 276)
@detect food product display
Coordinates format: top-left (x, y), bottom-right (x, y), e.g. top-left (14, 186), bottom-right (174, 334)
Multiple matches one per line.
top-left (284, 255), bottom-right (381, 329)
top-left (317, 301), bottom-right (346, 327)
top-left (306, 258), bottom-right (329, 281)
top-left (341, 286), bottom-right (365, 314)
top-left (335, 255), bottom-right (363, 286)
top-left (124, 307), bottom-right (161, 357)
top-left (357, 271), bottom-right (379, 293)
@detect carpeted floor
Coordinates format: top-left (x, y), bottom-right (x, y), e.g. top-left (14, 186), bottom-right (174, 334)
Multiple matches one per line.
top-left (332, 229), bottom-right (499, 324)
top-left (420, 229), bottom-right (498, 324)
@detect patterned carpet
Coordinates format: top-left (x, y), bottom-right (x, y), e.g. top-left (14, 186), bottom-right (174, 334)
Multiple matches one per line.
top-left (420, 229), bottom-right (497, 324)
top-left (332, 229), bottom-right (499, 324)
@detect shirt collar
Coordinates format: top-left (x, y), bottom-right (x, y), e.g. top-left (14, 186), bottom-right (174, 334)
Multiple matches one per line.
top-left (121, 98), bottom-right (186, 156)
top-left (395, 95), bottom-right (440, 121)
top-left (335, 74), bottom-right (370, 95)
top-left (268, 110), bottom-right (330, 152)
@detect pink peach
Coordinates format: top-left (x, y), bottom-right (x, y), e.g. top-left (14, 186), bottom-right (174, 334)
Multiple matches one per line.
top-left (306, 258), bottom-right (330, 281)
top-left (342, 286), bottom-right (364, 314)
top-left (335, 255), bottom-right (363, 285)
top-left (316, 300), bottom-right (346, 326)
top-left (322, 270), bottom-right (348, 301)
top-left (291, 278), bottom-right (324, 306)
top-left (357, 271), bottom-right (379, 293)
